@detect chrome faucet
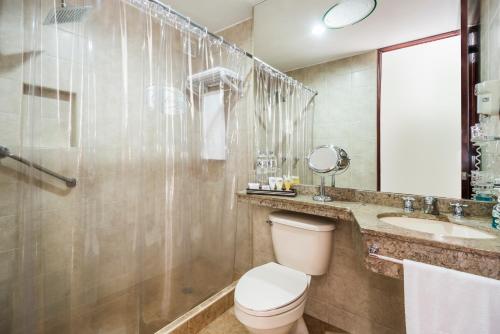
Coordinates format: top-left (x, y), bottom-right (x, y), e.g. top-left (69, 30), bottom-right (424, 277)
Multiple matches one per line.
top-left (450, 202), bottom-right (468, 218)
top-left (402, 197), bottom-right (415, 213)
top-left (423, 196), bottom-right (438, 215)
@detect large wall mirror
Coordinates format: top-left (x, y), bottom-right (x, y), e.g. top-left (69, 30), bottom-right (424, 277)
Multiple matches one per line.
top-left (253, 0), bottom-right (498, 201)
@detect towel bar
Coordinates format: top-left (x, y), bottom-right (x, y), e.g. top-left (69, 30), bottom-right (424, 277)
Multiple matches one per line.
top-left (0, 145), bottom-right (77, 188)
top-left (368, 244), bottom-right (403, 265)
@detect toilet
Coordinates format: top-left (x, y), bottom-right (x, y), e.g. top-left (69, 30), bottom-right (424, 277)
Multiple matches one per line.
top-left (234, 211), bottom-right (335, 334)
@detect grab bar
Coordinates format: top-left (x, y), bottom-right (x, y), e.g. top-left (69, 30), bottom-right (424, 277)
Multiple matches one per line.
top-left (368, 245), bottom-right (403, 265)
top-left (0, 145), bottom-right (77, 188)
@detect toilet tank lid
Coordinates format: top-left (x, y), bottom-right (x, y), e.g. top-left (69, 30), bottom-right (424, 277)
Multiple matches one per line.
top-left (269, 211), bottom-right (335, 231)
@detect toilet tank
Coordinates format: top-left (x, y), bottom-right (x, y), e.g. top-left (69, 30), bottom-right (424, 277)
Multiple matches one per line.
top-left (269, 211), bottom-right (335, 276)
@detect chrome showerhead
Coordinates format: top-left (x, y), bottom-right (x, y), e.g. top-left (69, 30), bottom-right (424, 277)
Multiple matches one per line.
top-left (43, 0), bottom-right (92, 25)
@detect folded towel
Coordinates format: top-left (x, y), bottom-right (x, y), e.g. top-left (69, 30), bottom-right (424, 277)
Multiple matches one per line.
top-left (201, 90), bottom-right (226, 160)
top-left (404, 259), bottom-right (500, 334)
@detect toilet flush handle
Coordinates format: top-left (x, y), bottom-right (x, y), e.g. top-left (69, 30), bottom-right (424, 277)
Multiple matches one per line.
top-left (266, 219), bottom-right (273, 226)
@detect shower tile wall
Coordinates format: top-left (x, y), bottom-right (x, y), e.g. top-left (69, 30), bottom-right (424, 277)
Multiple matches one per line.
top-left (0, 1), bottom-right (253, 333)
top-left (0, 1), bottom-right (26, 331)
top-left (287, 53), bottom-right (378, 191)
top-left (0, 3), bottom-right (164, 330)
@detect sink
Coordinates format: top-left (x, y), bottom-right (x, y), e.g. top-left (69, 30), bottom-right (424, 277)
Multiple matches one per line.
top-left (378, 216), bottom-right (496, 239)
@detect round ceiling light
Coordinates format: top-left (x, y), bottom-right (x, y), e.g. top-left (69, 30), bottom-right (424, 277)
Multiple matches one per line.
top-left (323, 0), bottom-right (377, 29)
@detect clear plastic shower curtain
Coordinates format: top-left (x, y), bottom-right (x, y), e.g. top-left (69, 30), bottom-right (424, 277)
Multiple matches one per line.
top-left (0, 0), bottom-right (252, 332)
top-left (254, 63), bottom-right (315, 184)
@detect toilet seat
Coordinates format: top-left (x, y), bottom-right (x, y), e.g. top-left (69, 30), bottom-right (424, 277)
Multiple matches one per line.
top-left (235, 262), bottom-right (310, 317)
top-left (235, 290), bottom-right (307, 317)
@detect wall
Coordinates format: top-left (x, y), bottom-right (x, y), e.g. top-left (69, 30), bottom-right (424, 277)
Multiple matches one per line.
top-left (287, 53), bottom-right (377, 191)
top-left (251, 206), bottom-right (405, 334)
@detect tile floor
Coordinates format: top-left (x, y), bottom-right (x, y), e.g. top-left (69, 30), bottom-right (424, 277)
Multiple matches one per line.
top-left (199, 308), bottom-right (348, 334)
top-left (199, 308), bottom-right (247, 334)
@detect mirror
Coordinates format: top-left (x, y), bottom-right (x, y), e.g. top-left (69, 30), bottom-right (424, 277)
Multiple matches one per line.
top-left (253, 0), bottom-right (494, 201)
top-left (308, 145), bottom-right (350, 201)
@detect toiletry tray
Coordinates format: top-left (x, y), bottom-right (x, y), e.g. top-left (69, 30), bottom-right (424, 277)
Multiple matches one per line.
top-left (246, 188), bottom-right (297, 197)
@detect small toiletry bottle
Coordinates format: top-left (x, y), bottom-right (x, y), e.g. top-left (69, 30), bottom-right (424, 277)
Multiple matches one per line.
top-left (275, 177), bottom-right (283, 191)
top-left (268, 177), bottom-right (276, 190)
top-left (492, 198), bottom-right (500, 230)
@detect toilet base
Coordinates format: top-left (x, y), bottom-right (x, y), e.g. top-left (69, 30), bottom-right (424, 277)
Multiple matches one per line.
top-left (291, 317), bottom-right (309, 334)
top-left (243, 316), bottom-right (309, 334)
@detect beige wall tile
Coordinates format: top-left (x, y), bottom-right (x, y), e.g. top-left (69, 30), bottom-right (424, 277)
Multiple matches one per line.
top-left (0, 215), bottom-right (17, 252)
top-left (288, 52), bottom-right (378, 191)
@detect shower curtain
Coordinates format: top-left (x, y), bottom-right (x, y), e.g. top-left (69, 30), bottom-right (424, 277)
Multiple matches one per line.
top-left (0, 0), bottom-right (252, 332)
top-left (0, 0), bottom-right (315, 333)
top-left (254, 62), bottom-right (315, 185)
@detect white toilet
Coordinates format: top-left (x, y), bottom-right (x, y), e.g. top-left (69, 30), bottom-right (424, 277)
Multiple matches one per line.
top-left (234, 211), bottom-right (335, 334)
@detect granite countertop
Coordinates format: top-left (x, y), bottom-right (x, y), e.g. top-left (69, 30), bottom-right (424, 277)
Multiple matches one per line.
top-left (237, 191), bottom-right (500, 279)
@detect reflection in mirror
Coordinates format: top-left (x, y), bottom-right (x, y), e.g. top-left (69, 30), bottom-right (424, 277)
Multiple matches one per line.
top-left (253, 0), bottom-right (497, 201)
top-left (308, 145), bottom-right (350, 202)
top-left (308, 146), bottom-right (341, 173)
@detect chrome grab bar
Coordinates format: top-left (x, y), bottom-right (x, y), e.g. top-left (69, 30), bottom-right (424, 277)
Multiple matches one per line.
top-left (368, 244), bottom-right (403, 265)
top-left (0, 145), bottom-right (77, 188)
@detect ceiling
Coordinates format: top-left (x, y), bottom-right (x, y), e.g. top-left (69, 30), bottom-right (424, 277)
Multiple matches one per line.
top-left (162, 0), bottom-right (461, 72)
top-left (162, 0), bottom-right (262, 32)
top-left (254, 0), bottom-right (461, 71)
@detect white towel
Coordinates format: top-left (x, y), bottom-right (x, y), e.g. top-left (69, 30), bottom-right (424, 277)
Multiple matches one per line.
top-left (404, 259), bottom-right (500, 334)
top-left (201, 90), bottom-right (226, 160)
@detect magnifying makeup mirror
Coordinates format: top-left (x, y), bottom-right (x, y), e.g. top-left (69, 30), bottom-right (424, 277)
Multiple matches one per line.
top-left (308, 145), bottom-right (350, 202)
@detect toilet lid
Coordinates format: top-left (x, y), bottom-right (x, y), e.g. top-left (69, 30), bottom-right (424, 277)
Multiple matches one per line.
top-left (235, 262), bottom-right (309, 312)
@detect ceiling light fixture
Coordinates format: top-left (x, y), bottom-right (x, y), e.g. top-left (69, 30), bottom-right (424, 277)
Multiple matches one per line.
top-left (323, 0), bottom-right (377, 29)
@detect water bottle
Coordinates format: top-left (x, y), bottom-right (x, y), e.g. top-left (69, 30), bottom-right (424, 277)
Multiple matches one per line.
top-left (256, 151), bottom-right (267, 185)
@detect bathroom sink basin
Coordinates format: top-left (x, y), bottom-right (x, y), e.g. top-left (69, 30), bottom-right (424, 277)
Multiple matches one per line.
top-left (378, 216), bottom-right (496, 239)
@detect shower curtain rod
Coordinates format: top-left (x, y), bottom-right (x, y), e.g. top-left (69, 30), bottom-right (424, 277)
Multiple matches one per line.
top-left (148, 0), bottom-right (318, 96)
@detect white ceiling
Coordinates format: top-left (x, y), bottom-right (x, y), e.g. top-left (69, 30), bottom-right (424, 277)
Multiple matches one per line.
top-left (254, 0), bottom-right (461, 71)
top-left (161, 0), bottom-right (461, 72)
top-left (162, 0), bottom-right (262, 32)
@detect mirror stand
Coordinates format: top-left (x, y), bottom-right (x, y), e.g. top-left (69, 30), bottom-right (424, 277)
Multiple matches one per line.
top-left (308, 145), bottom-right (350, 203)
top-left (313, 175), bottom-right (332, 202)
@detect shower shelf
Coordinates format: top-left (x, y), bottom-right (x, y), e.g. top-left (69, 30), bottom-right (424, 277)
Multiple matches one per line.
top-left (471, 137), bottom-right (500, 145)
top-left (187, 67), bottom-right (242, 94)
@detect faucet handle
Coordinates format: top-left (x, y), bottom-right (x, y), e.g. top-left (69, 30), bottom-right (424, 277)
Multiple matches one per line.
top-left (424, 196), bottom-right (436, 204)
top-left (450, 202), bottom-right (469, 218)
top-left (402, 197), bottom-right (415, 212)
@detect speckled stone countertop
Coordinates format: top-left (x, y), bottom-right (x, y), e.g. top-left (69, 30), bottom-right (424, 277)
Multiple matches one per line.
top-left (237, 189), bottom-right (500, 280)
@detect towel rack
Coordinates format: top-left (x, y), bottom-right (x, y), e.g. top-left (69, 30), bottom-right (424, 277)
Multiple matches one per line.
top-left (368, 244), bottom-right (403, 265)
top-left (0, 145), bottom-right (77, 188)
